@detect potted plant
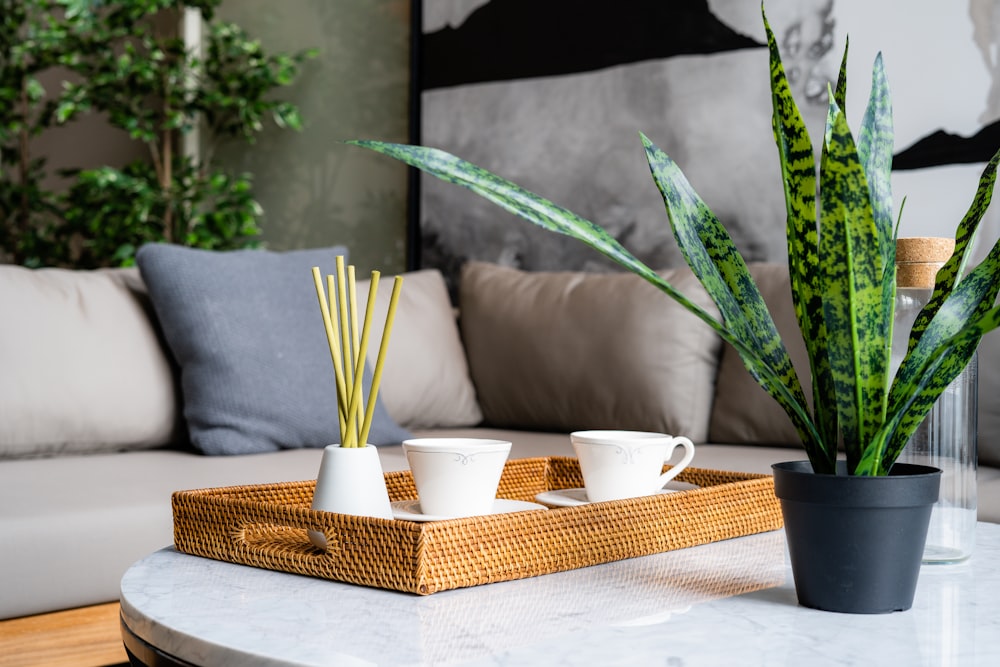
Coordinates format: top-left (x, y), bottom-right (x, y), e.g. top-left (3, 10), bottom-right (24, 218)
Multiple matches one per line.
top-left (0, 0), bottom-right (316, 268)
top-left (353, 7), bottom-right (1000, 613)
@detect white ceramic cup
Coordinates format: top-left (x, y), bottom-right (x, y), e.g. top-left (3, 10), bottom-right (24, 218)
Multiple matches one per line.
top-left (402, 438), bottom-right (513, 517)
top-left (570, 430), bottom-right (696, 502)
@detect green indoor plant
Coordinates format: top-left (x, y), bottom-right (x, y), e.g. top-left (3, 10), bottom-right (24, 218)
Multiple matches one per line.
top-left (354, 8), bottom-right (1000, 612)
top-left (0, 0), bottom-right (316, 268)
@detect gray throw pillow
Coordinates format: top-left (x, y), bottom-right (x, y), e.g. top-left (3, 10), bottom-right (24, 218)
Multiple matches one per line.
top-left (136, 243), bottom-right (411, 455)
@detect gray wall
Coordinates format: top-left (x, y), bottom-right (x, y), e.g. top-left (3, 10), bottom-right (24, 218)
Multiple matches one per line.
top-left (214, 0), bottom-right (412, 274)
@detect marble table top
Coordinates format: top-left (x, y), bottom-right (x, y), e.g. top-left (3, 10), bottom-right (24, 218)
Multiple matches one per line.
top-left (120, 522), bottom-right (1000, 667)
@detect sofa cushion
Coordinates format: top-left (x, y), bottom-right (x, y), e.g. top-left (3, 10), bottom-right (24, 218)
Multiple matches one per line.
top-left (356, 269), bottom-right (482, 428)
top-left (135, 244), bottom-right (411, 455)
top-left (458, 261), bottom-right (722, 441)
top-left (0, 265), bottom-right (179, 458)
top-left (708, 263), bottom-right (810, 446)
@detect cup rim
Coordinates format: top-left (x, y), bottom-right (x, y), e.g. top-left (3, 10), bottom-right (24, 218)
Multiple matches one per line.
top-left (402, 437), bottom-right (512, 452)
top-left (570, 430), bottom-right (675, 445)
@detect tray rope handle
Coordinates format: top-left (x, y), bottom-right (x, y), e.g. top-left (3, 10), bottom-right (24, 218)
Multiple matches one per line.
top-left (173, 486), bottom-right (351, 563)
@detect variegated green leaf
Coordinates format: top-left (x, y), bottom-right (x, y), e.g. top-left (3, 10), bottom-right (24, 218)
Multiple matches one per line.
top-left (350, 141), bottom-right (639, 272)
top-left (908, 148), bottom-right (1000, 354)
top-left (819, 95), bottom-right (885, 472)
top-left (863, 303), bottom-right (1000, 475)
top-left (352, 138), bottom-right (824, 456)
top-left (764, 12), bottom-right (836, 470)
top-left (833, 36), bottom-right (848, 111)
top-left (642, 136), bottom-right (791, 368)
top-left (894, 238), bottom-right (1000, 399)
top-left (856, 52), bottom-right (894, 270)
top-left (642, 134), bottom-right (822, 462)
top-left (856, 55), bottom-right (897, 408)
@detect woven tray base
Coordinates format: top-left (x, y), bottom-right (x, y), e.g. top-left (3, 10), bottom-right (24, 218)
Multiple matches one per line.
top-left (172, 457), bottom-right (783, 594)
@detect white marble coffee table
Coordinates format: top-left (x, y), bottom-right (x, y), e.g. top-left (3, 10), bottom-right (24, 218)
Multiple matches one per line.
top-left (120, 522), bottom-right (1000, 667)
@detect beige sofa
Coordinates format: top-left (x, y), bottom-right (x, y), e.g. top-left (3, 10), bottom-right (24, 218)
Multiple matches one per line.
top-left (2, 254), bottom-right (998, 621)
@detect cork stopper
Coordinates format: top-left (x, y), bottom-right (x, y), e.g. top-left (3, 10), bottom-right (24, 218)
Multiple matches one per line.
top-left (896, 237), bottom-right (955, 288)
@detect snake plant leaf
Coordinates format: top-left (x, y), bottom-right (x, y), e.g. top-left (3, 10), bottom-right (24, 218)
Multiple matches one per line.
top-left (856, 54), bottom-right (897, 404)
top-left (642, 133), bottom-right (822, 463)
top-left (641, 135), bottom-right (792, 374)
top-left (896, 238), bottom-right (1000, 390)
top-left (819, 94), bottom-right (885, 472)
top-left (856, 53), bottom-right (894, 269)
top-left (833, 36), bottom-right (848, 111)
top-left (349, 140), bottom-right (640, 275)
top-left (351, 138), bottom-right (825, 458)
top-left (908, 148), bottom-right (1000, 354)
top-left (882, 243), bottom-right (1000, 474)
top-left (881, 341), bottom-right (978, 474)
top-left (863, 303), bottom-right (1000, 474)
top-left (764, 14), bottom-right (836, 470)
top-left (344, 141), bottom-right (725, 334)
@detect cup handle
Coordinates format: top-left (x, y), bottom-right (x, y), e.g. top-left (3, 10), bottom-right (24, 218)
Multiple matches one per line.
top-left (657, 436), bottom-right (695, 487)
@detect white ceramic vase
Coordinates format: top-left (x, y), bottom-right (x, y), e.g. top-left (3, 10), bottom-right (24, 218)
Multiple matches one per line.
top-left (309, 444), bottom-right (393, 549)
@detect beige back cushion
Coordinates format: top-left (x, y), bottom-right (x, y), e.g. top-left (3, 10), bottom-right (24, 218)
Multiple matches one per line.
top-left (708, 263), bottom-right (810, 446)
top-left (357, 269), bottom-right (482, 429)
top-left (459, 262), bottom-right (722, 441)
top-left (0, 266), bottom-right (179, 458)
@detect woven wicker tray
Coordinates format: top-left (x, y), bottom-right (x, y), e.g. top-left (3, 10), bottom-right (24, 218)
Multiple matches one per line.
top-left (172, 456), bottom-right (783, 595)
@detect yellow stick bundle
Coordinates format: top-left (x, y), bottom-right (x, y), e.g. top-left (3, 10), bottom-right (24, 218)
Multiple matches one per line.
top-left (311, 263), bottom-right (403, 448)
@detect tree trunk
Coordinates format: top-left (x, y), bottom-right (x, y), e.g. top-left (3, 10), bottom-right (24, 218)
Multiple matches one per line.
top-left (161, 124), bottom-right (173, 243)
top-left (15, 83), bottom-right (31, 264)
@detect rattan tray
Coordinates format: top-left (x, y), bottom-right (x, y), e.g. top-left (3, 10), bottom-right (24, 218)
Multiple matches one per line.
top-left (172, 456), bottom-right (783, 595)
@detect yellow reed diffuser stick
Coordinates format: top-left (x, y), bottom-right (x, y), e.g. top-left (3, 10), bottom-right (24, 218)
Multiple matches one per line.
top-left (311, 268), bottom-right (348, 435)
top-left (347, 266), bottom-right (364, 431)
top-left (312, 263), bottom-right (403, 448)
top-left (333, 258), bottom-right (354, 443)
top-left (359, 276), bottom-right (404, 446)
top-left (342, 271), bottom-right (380, 448)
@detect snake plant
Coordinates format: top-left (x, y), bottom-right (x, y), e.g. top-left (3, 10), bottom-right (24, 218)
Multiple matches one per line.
top-left (353, 7), bottom-right (1000, 476)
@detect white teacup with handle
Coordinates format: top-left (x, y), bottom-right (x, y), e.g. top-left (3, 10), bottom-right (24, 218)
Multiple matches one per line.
top-left (571, 430), bottom-right (696, 502)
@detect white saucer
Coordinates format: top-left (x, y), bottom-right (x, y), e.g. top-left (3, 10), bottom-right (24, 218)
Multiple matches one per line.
top-left (535, 482), bottom-right (699, 507)
top-left (390, 498), bottom-right (547, 522)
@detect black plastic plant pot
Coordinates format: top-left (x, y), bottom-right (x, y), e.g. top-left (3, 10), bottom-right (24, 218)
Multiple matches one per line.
top-left (772, 460), bottom-right (942, 614)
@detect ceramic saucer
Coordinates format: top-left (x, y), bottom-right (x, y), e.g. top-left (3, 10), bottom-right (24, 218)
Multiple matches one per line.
top-left (535, 482), bottom-right (699, 507)
top-left (390, 498), bottom-right (547, 522)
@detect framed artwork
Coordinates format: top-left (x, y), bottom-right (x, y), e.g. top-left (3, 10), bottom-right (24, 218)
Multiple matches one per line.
top-left (414, 0), bottom-right (1000, 294)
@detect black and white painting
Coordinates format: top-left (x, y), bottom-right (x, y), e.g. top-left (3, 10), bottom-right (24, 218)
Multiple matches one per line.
top-left (418, 0), bottom-right (1000, 293)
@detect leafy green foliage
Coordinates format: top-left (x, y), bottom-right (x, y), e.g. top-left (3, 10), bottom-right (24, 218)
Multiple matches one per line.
top-left (354, 6), bottom-right (1000, 475)
top-left (1, 0), bottom-right (74, 265)
top-left (43, 159), bottom-right (261, 268)
top-left (0, 0), bottom-right (315, 267)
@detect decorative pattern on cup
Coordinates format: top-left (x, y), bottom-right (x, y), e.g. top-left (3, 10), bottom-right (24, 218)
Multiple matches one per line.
top-left (570, 440), bottom-right (667, 464)
top-left (409, 450), bottom-right (500, 465)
